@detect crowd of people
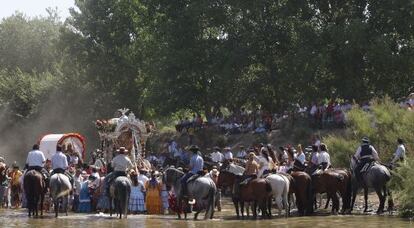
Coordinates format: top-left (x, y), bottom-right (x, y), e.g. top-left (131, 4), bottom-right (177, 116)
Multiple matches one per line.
top-left (173, 94), bottom-right (414, 139)
top-left (0, 131), bottom-right (407, 217)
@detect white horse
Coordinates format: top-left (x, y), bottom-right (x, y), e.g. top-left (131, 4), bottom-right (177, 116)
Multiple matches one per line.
top-left (265, 173), bottom-right (290, 217)
top-left (49, 173), bottom-right (72, 217)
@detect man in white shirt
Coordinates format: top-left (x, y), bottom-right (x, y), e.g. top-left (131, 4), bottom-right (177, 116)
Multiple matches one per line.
top-left (26, 144), bottom-right (46, 171)
top-left (235, 145), bottom-right (247, 160)
top-left (25, 144), bottom-right (49, 180)
top-left (223, 147), bottom-right (233, 161)
top-left (51, 145), bottom-right (69, 174)
top-left (105, 147), bottom-right (135, 194)
top-left (51, 145), bottom-right (74, 186)
top-left (391, 138), bottom-right (406, 164)
top-left (210, 147), bottom-right (224, 163)
top-left (318, 144), bottom-right (331, 170)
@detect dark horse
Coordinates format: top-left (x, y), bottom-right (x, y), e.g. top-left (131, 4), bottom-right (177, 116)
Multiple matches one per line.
top-left (350, 156), bottom-right (393, 214)
top-left (290, 171), bottom-right (313, 216)
top-left (109, 176), bottom-right (132, 219)
top-left (217, 171), bottom-right (271, 219)
top-left (24, 170), bottom-right (46, 217)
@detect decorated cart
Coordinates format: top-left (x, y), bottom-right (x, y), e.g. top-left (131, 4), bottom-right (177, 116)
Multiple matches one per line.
top-left (95, 108), bottom-right (152, 170)
top-left (38, 133), bottom-right (86, 160)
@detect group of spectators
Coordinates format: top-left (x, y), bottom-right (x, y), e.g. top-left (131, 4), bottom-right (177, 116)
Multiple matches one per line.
top-left (175, 93), bottom-right (414, 136)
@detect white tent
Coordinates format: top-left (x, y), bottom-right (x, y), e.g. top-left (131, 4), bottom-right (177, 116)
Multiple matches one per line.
top-left (38, 133), bottom-right (86, 160)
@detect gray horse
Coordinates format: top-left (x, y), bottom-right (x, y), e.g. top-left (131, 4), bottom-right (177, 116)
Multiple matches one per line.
top-left (49, 173), bottom-right (72, 217)
top-left (109, 176), bottom-right (131, 219)
top-left (163, 167), bottom-right (216, 220)
top-left (350, 156), bottom-right (393, 214)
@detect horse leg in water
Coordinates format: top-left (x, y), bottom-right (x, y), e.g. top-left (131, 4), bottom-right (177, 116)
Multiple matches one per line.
top-left (387, 188), bottom-right (394, 213)
top-left (267, 198), bottom-right (272, 218)
top-left (240, 201), bottom-right (245, 219)
top-left (233, 197), bottom-right (240, 219)
top-left (205, 188), bottom-right (216, 219)
top-left (109, 197), bottom-right (113, 217)
top-left (329, 192), bottom-right (339, 214)
top-left (54, 198), bottom-right (60, 218)
top-left (325, 196), bottom-right (331, 209)
top-left (252, 200), bottom-right (258, 219)
top-left (376, 186), bottom-right (386, 214)
top-left (363, 187), bottom-right (370, 213)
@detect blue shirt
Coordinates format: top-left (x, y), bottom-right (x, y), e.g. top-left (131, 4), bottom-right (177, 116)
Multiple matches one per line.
top-left (189, 154), bottom-right (204, 174)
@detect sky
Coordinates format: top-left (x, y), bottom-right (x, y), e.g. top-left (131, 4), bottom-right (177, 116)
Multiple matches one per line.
top-left (0, 0), bottom-right (75, 20)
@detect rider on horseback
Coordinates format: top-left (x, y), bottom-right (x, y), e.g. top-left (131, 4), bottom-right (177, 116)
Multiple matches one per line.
top-left (354, 137), bottom-right (380, 182)
top-left (104, 147), bottom-right (134, 194)
top-left (51, 145), bottom-right (74, 186)
top-left (239, 152), bottom-right (259, 185)
top-left (181, 145), bottom-right (204, 198)
top-left (25, 144), bottom-right (49, 185)
top-left (318, 144), bottom-right (331, 171)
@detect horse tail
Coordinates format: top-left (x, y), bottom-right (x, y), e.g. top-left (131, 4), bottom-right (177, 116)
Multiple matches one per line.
top-left (265, 180), bottom-right (272, 193)
top-left (306, 176), bottom-right (314, 214)
top-left (206, 184), bottom-right (216, 219)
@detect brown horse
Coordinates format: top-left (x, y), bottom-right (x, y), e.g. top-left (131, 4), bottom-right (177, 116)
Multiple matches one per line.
top-left (290, 171), bottom-right (313, 216)
top-left (324, 168), bottom-right (352, 214)
top-left (217, 171), bottom-right (271, 219)
top-left (311, 170), bottom-right (345, 214)
top-left (23, 170), bottom-right (46, 217)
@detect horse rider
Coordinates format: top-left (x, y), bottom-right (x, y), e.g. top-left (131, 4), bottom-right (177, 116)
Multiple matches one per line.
top-left (293, 144), bottom-right (306, 171)
top-left (223, 147), bottom-right (233, 161)
top-left (25, 144), bottom-right (49, 183)
top-left (181, 145), bottom-right (204, 198)
top-left (391, 138), bottom-right (406, 165)
top-left (51, 145), bottom-right (74, 186)
top-left (235, 145), bottom-right (247, 160)
top-left (104, 147), bottom-right (134, 194)
top-left (240, 152), bottom-right (259, 185)
top-left (318, 143), bottom-right (331, 170)
top-left (210, 146), bottom-right (224, 164)
top-left (354, 137), bottom-right (380, 182)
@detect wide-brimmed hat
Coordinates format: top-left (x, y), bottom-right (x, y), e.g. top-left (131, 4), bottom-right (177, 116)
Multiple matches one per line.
top-left (12, 162), bottom-right (19, 169)
top-left (189, 145), bottom-right (200, 152)
top-left (362, 137), bottom-right (370, 143)
top-left (213, 146), bottom-right (221, 151)
top-left (239, 145), bottom-right (245, 148)
top-left (224, 146), bottom-right (231, 150)
top-left (211, 169), bottom-right (219, 175)
top-left (117, 147), bottom-right (128, 153)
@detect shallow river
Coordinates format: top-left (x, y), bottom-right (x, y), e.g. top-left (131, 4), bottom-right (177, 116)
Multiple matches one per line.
top-left (1, 207), bottom-right (412, 228)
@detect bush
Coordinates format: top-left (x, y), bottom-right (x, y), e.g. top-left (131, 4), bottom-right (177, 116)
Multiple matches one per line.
top-left (324, 136), bottom-right (358, 168)
top-left (390, 159), bottom-right (414, 217)
top-left (325, 97), bottom-right (414, 166)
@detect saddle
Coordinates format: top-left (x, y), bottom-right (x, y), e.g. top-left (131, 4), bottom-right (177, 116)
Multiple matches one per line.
top-left (361, 161), bottom-right (375, 173)
top-left (186, 174), bottom-right (201, 183)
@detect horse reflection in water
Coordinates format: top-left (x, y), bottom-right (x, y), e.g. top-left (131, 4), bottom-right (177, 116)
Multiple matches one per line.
top-left (163, 167), bottom-right (216, 220)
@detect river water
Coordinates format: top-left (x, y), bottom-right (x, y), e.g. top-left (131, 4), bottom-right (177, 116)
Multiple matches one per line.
top-left (1, 207), bottom-right (412, 228)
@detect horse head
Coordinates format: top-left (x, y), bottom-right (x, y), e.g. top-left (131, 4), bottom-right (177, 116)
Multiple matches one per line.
top-left (216, 171), bottom-right (236, 189)
top-left (164, 167), bottom-right (183, 189)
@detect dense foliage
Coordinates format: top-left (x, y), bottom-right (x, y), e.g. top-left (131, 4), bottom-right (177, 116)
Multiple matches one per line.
top-left (0, 2), bottom-right (413, 163)
top-left (325, 97), bottom-right (414, 167)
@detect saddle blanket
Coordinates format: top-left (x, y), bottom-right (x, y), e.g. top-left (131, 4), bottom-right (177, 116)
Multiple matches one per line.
top-left (225, 164), bottom-right (245, 176)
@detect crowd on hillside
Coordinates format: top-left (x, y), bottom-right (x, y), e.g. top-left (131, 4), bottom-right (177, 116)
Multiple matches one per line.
top-left (174, 94), bottom-right (414, 136)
